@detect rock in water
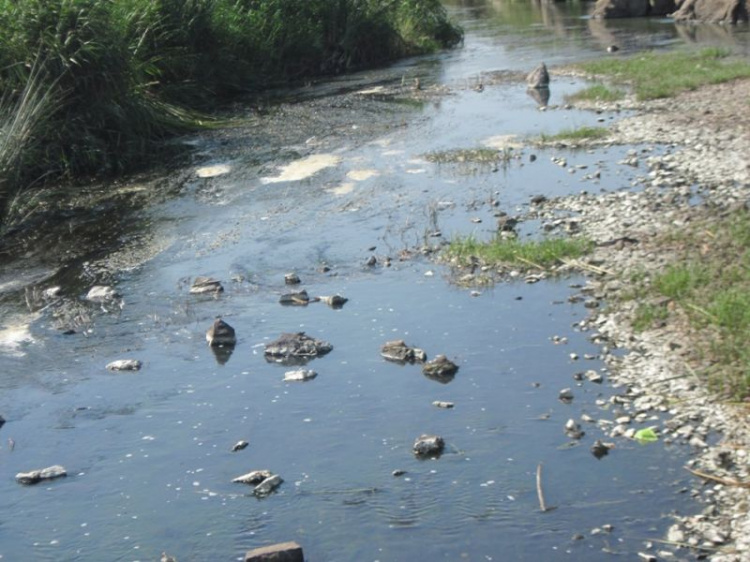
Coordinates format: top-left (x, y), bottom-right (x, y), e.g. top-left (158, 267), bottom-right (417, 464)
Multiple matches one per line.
top-left (85, 285), bottom-right (119, 302)
top-left (422, 355), bottom-right (459, 380)
top-left (233, 470), bottom-right (273, 485)
top-left (16, 465), bottom-right (67, 485)
top-left (264, 332), bottom-right (332, 362)
top-left (244, 541), bottom-right (304, 562)
top-left (413, 434), bottom-right (445, 458)
top-left (279, 290), bottom-right (312, 306)
top-left (190, 276), bottom-right (224, 295)
top-left (432, 401), bottom-right (455, 409)
top-left (231, 440), bottom-right (249, 452)
top-left (284, 273), bottom-right (301, 285)
top-left (526, 63), bottom-right (550, 89)
top-left (161, 553), bottom-right (178, 562)
top-left (106, 359), bottom-right (142, 372)
top-left (591, 440), bottom-right (614, 459)
top-left (206, 318), bottom-right (236, 347)
top-left (283, 369), bottom-right (317, 382)
top-left (254, 474), bottom-right (283, 497)
top-left (318, 295), bottom-right (348, 309)
top-left (0, 414), bottom-right (5, 429)
top-left (381, 340), bottom-right (427, 363)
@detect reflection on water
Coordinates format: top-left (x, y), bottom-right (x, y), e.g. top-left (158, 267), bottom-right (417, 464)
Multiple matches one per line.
top-left (0, 1), bottom-right (745, 561)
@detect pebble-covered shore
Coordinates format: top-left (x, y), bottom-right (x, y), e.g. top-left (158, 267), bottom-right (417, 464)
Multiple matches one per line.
top-left (541, 78), bottom-right (750, 560)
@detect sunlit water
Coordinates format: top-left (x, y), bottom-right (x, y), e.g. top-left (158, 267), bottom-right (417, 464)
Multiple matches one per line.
top-left (2, 2), bottom-right (746, 560)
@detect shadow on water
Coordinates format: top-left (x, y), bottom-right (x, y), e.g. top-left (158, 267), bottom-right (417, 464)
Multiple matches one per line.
top-left (1, 1), bottom-right (746, 560)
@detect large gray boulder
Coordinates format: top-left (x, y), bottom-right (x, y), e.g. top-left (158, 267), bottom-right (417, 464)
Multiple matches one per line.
top-left (672, 0), bottom-right (747, 22)
top-left (245, 541), bottom-right (304, 562)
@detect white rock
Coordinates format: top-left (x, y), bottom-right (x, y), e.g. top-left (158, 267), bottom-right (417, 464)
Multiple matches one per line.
top-left (106, 359), bottom-right (142, 372)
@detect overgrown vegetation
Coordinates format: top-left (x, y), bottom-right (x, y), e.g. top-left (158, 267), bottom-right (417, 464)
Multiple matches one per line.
top-left (539, 126), bottom-right (609, 143)
top-left (566, 83), bottom-right (625, 103)
top-left (0, 0), bottom-right (462, 229)
top-left (578, 48), bottom-right (750, 101)
top-left (445, 235), bottom-right (592, 269)
top-left (628, 209), bottom-right (750, 399)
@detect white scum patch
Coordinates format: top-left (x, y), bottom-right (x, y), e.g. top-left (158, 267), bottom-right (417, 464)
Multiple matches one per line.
top-left (261, 154), bottom-right (342, 184)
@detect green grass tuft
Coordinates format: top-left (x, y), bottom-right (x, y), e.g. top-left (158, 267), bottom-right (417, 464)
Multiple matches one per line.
top-left (626, 209), bottom-right (750, 399)
top-left (446, 235), bottom-right (592, 269)
top-left (578, 48), bottom-right (750, 101)
top-left (539, 126), bottom-right (609, 143)
top-left (566, 83), bottom-right (625, 103)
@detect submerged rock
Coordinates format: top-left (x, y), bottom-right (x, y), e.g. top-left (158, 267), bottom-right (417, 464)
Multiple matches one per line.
top-left (422, 355), bottom-right (459, 382)
top-left (231, 440), bottom-right (249, 452)
top-left (206, 318), bottom-right (236, 347)
top-left (0, 414), bottom-right (5, 429)
top-left (381, 340), bottom-right (427, 364)
top-left (106, 359), bottom-right (142, 372)
top-left (283, 369), bottom-right (317, 382)
top-left (190, 276), bottom-right (224, 295)
top-left (413, 434), bottom-right (445, 458)
top-left (526, 63), bottom-right (550, 89)
top-left (254, 474), bottom-right (283, 497)
top-left (591, 440), bottom-right (614, 459)
top-left (233, 470), bottom-right (273, 485)
top-left (16, 465), bottom-right (67, 485)
top-left (279, 290), bottom-right (314, 306)
top-left (264, 332), bottom-right (332, 362)
top-left (85, 285), bottom-right (119, 302)
top-left (244, 541), bottom-right (304, 562)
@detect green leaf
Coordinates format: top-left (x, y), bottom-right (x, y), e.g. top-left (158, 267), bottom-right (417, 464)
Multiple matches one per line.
top-left (634, 427), bottom-right (659, 443)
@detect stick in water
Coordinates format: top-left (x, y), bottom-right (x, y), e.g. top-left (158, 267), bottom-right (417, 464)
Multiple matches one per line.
top-left (536, 463), bottom-right (547, 512)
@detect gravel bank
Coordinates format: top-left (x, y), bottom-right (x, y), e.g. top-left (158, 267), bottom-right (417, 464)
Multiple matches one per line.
top-left (541, 78), bottom-right (750, 560)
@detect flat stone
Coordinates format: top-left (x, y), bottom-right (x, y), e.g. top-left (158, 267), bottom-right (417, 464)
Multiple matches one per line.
top-left (381, 340), bottom-right (427, 363)
top-left (106, 359), bottom-right (142, 372)
top-left (244, 541), bottom-right (303, 562)
top-left (283, 369), bottom-right (318, 382)
top-left (86, 285), bottom-right (119, 302)
top-left (279, 290), bottom-right (312, 306)
top-left (16, 465), bottom-right (67, 485)
top-left (190, 276), bottom-right (224, 294)
top-left (264, 332), bottom-right (332, 361)
top-left (233, 470), bottom-right (273, 485)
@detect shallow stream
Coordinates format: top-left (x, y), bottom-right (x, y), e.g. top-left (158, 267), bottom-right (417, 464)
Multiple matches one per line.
top-left (2, 1), bottom-right (749, 560)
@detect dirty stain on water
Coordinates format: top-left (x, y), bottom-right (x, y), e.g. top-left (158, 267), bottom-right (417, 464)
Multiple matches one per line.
top-left (2, 1), bottom-right (749, 560)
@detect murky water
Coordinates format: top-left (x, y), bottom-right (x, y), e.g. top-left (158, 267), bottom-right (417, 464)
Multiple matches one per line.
top-left (2, 2), bottom-right (747, 561)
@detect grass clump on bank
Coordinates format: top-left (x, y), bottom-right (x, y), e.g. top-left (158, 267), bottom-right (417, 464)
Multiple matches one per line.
top-left (0, 0), bottom-right (462, 230)
top-left (578, 48), bottom-right (750, 100)
top-left (445, 235), bottom-right (592, 270)
top-left (566, 83), bottom-right (625, 103)
top-left (539, 126), bottom-right (609, 143)
top-left (629, 209), bottom-right (750, 399)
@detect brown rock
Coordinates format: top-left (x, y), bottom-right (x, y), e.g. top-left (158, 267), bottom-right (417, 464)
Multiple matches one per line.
top-left (672, 0), bottom-right (747, 22)
top-left (244, 541), bottom-right (303, 562)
